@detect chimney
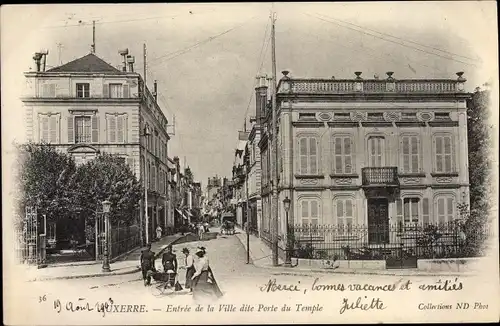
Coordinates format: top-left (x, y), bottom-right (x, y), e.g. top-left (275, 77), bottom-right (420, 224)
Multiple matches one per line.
top-left (118, 49), bottom-right (129, 72)
top-left (127, 55), bottom-right (135, 72)
top-left (354, 71), bottom-right (363, 79)
top-left (255, 74), bottom-right (268, 125)
top-left (33, 52), bottom-right (42, 72)
top-left (40, 50), bottom-right (49, 72)
top-left (153, 80), bottom-right (158, 102)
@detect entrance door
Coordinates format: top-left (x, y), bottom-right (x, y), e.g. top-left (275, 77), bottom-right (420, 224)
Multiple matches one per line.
top-left (367, 198), bottom-right (389, 244)
top-left (368, 136), bottom-right (385, 167)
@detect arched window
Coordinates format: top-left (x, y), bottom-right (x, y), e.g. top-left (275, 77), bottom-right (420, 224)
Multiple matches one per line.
top-left (331, 134), bottom-right (354, 174)
top-left (334, 196), bottom-right (355, 233)
top-left (434, 194), bottom-right (455, 224)
top-left (367, 136), bottom-right (385, 167)
top-left (433, 133), bottom-right (455, 173)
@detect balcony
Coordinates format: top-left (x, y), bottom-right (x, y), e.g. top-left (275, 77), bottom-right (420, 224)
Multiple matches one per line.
top-left (362, 167), bottom-right (399, 187)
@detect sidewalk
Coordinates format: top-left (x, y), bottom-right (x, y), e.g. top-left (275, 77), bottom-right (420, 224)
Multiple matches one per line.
top-left (24, 233), bottom-right (190, 282)
top-left (234, 227), bottom-right (478, 277)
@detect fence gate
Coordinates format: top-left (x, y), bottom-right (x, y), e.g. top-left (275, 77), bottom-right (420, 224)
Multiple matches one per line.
top-left (17, 206), bottom-right (44, 265)
top-left (95, 212), bottom-right (107, 261)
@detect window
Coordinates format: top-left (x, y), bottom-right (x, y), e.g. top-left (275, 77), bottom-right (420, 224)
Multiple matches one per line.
top-left (109, 84), bottom-right (123, 98)
top-left (106, 114), bottom-right (127, 143)
top-left (76, 83), bottom-right (90, 98)
top-left (401, 112), bottom-right (417, 120)
top-left (401, 135), bottom-right (420, 173)
top-left (434, 112), bottom-right (450, 120)
top-left (434, 134), bottom-right (454, 173)
top-left (334, 197), bottom-right (354, 233)
top-left (367, 112), bottom-right (384, 121)
top-left (403, 198), bottom-right (420, 223)
top-left (298, 136), bottom-right (319, 174)
top-left (75, 116), bottom-right (92, 143)
top-left (299, 199), bottom-right (320, 226)
top-left (152, 165), bottom-right (156, 192)
top-left (332, 135), bottom-right (353, 174)
top-left (435, 195), bottom-right (454, 224)
top-left (368, 136), bottom-right (385, 167)
top-left (299, 113), bottom-right (316, 120)
top-left (334, 113), bottom-right (350, 120)
top-left (39, 114), bottom-right (59, 143)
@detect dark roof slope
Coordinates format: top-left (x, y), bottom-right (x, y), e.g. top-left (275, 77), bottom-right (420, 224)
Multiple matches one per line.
top-left (47, 53), bottom-right (123, 74)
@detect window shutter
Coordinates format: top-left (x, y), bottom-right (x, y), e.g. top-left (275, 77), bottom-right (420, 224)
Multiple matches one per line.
top-left (344, 137), bottom-right (352, 174)
top-left (117, 115), bottom-right (124, 143)
top-left (103, 84), bottom-right (109, 98)
top-left (444, 136), bottom-right (452, 172)
top-left (309, 138), bottom-right (317, 174)
top-left (67, 116), bottom-right (75, 143)
top-left (396, 198), bottom-right (403, 228)
top-left (109, 116), bottom-right (117, 143)
top-left (41, 116), bottom-right (49, 142)
top-left (299, 138), bottom-right (308, 174)
top-left (123, 84), bottom-right (130, 98)
top-left (422, 198), bottom-right (429, 225)
top-left (49, 116), bottom-right (57, 143)
top-left (402, 136), bottom-right (410, 172)
top-left (334, 137), bottom-right (342, 174)
top-left (91, 115), bottom-right (99, 143)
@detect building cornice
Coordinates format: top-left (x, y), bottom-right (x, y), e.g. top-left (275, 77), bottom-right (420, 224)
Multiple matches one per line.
top-left (21, 97), bottom-right (141, 104)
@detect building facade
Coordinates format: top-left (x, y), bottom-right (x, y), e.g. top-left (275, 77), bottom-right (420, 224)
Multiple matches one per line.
top-left (22, 51), bottom-right (172, 243)
top-left (259, 71), bottom-right (471, 247)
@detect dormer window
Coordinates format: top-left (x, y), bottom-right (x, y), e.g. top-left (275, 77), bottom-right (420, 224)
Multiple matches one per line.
top-left (76, 83), bottom-right (90, 98)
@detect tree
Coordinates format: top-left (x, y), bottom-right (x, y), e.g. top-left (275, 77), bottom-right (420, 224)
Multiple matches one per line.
top-left (15, 142), bottom-right (77, 225)
top-left (463, 87), bottom-right (494, 256)
top-left (466, 87), bottom-right (493, 216)
top-left (72, 153), bottom-right (142, 227)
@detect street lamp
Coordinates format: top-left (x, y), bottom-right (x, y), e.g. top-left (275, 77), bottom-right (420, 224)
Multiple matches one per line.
top-left (142, 125), bottom-right (152, 245)
top-left (101, 200), bottom-right (111, 273)
top-left (283, 196), bottom-right (292, 267)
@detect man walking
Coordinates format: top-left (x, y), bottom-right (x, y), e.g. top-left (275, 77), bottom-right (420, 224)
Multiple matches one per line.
top-left (140, 243), bottom-right (155, 286)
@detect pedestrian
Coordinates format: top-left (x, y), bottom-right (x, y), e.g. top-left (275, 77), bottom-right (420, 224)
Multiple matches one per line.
top-left (191, 248), bottom-right (223, 302)
top-left (156, 225), bottom-right (162, 240)
top-left (198, 223), bottom-right (205, 241)
top-left (140, 243), bottom-right (155, 286)
top-left (180, 248), bottom-right (196, 291)
top-left (161, 245), bottom-right (178, 287)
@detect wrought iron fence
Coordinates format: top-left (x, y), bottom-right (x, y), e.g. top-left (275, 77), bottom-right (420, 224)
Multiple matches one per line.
top-left (279, 222), bottom-right (491, 261)
top-left (109, 224), bottom-right (141, 259)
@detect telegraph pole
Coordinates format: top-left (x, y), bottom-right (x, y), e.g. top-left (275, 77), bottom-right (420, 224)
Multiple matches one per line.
top-left (270, 11), bottom-right (279, 266)
top-left (143, 43), bottom-right (147, 88)
top-left (91, 20), bottom-right (96, 53)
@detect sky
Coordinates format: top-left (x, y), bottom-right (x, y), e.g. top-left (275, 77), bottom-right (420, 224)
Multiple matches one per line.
top-left (1, 2), bottom-right (498, 187)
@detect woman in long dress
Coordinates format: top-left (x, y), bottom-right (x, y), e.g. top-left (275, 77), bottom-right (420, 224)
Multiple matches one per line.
top-left (191, 249), bottom-right (223, 302)
top-left (181, 248), bottom-right (196, 291)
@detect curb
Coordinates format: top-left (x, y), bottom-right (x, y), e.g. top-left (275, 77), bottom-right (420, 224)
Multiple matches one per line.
top-left (27, 234), bottom-right (195, 282)
top-left (234, 230), bottom-right (478, 278)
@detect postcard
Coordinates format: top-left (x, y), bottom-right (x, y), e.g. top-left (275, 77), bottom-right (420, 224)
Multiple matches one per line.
top-left (2, 2), bottom-right (499, 325)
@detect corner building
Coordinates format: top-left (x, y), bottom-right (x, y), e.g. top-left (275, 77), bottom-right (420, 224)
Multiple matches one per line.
top-left (260, 71), bottom-right (471, 247)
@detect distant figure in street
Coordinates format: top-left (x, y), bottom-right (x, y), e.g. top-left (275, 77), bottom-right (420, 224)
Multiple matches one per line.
top-left (191, 247), bottom-right (223, 302)
top-left (156, 226), bottom-right (162, 240)
top-left (198, 223), bottom-right (205, 240)
top-left (140, 243), bottom-right (155, 286)
top-left (180, 247), bottom-right (196, 291)
top-left (162, 245), bottom-right (178, 287)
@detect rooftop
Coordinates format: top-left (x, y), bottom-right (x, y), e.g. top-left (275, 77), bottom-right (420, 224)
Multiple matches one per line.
top-left (46, 53), bottom-right (125, 74)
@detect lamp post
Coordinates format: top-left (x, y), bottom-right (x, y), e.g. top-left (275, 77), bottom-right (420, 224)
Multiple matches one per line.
top-left (142, 125), bottom-right (152, 245)
top-left (283, 196), bottom-right (292, 267)
top-left (101, 200), bottom-right (111, 272)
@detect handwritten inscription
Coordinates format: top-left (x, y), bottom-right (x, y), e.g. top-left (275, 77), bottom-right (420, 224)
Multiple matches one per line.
top-left (52, 298), bottom-right (147, 316)
top-left (339, 296), bottom-right (386, 314)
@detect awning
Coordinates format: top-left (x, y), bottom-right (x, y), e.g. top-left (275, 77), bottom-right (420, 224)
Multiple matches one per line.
top-left (176, 209), bottom-right (188, 220)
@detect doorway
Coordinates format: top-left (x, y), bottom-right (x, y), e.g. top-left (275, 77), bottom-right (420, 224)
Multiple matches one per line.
top-left (367, 198), bottom-right (389, 244)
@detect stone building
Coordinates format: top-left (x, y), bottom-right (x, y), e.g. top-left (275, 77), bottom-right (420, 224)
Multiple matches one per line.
top-left (259, 70), bottom-right (471, 248)
top-left (21, 50), bottom-right (172, 243)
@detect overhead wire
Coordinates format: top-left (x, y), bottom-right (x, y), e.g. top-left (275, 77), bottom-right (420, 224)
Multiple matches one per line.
top-left (314, 13), bottom-right (479, 62)
top-left (147, 15), bottom-right (258, 67)
top-left (41, 9), bottom-right (216, 29)
top-left (306, 12), bottom-right (478, 67)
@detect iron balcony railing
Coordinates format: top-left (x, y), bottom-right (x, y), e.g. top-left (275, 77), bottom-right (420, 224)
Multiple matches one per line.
top-left (362, 167), bottom-right (399, 186)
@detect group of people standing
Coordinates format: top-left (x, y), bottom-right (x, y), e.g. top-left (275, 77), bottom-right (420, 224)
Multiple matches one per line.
top-left (140, 243), bottom-right (223, 301)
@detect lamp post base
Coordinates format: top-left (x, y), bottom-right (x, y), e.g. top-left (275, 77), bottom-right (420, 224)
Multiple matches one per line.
top-left (102, 265), bottom-right (111, 273)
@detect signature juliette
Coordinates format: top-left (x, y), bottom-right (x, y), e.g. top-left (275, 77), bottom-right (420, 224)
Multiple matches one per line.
top-left (339, 296), bottom-right (386, 314)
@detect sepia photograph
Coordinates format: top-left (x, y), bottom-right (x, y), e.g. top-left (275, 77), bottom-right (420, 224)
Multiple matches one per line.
top-left (2, 2), bottom-right (499, 325)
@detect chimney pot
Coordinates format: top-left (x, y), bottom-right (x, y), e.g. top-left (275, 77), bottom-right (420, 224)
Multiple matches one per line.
top-left (386, 71), bottom-right (394, 78)
top-left (354, 71), bottom-right (362, 79)
top-left (282, 70), bottom-right (290, 78)
top-left (456, 71), bottom-right (465, 80)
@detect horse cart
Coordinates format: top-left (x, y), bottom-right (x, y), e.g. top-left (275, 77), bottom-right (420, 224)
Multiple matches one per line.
top-left (220, 213), bottom-right (236, 235)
